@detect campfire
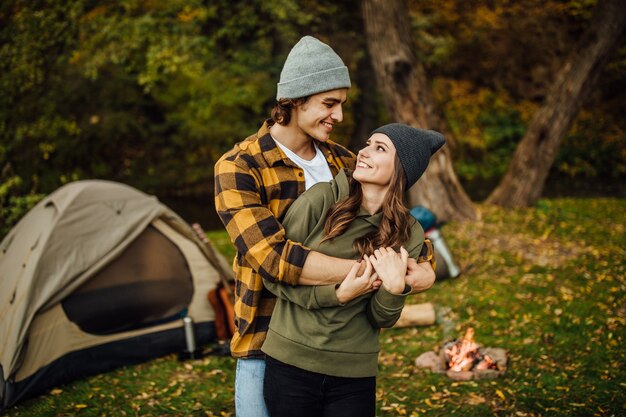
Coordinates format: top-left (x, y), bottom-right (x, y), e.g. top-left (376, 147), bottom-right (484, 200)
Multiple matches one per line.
top-left (443, 328), bottom-right (498, 372)
top-left (415, 327), bottom-right (507, 380)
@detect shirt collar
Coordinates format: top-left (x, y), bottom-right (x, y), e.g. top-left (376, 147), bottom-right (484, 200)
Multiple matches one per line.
top-left (257, 119), bottom-right (294, 167)
top-left (357, 207), bottom-right (382, 225)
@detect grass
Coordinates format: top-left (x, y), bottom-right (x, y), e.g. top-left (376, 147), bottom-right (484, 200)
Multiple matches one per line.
top-left (3, 198), bottom-right (625, 417)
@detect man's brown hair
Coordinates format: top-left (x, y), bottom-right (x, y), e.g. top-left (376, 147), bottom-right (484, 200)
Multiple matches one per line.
top-left (271, 97), bottom-right (309, 125)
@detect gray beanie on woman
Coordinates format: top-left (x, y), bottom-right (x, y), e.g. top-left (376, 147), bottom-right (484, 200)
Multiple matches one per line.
top-left (276, 36), bottom-right (351, 100)
top-left (370, 123), bottom-right (446, 189)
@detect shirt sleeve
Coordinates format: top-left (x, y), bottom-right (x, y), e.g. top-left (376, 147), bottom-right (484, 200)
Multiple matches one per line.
top-left (419, 239), bottom-right (436, 268)
top-left (405, 220), bottom-right (425, 261)
top-left (366, 223), bottom-right (427, 328)
top-left (263, 278), bottom-right (341, 309)
top-left (214, 157), bottom-right (310, 286)
top-left (267, 178), bottom-right (339, 304)
top-left (366, 285), bottom-right (411, 328)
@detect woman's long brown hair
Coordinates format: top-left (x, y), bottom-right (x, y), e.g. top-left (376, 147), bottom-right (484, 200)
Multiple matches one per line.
top-left (321, 155), bottom-right (413, 257)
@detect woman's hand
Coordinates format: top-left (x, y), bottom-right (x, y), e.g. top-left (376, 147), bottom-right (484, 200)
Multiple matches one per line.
top-left (405, 257), bottom-right (436, 294)
top-left (335, 256), bottom-right (381, 304)
top-left (369, 247), bottom-right (408, 295)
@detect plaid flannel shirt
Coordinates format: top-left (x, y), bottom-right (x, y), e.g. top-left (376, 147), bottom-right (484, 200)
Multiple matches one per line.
top-left (214, 120), bottom-right (356, 358)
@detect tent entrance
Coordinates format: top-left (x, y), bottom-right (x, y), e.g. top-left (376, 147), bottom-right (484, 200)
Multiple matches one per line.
top-left (62, 226), bottom-right (193, 335)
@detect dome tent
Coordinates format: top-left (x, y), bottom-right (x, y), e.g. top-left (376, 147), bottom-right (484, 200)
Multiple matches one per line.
top-left (0, 180), bottom-right (229, 410)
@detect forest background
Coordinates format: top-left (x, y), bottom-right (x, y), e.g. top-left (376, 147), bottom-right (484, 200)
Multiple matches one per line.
top-left (1, 0), bottom-right (625, 237)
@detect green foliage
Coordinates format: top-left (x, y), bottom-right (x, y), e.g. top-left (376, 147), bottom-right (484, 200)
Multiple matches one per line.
top-left (0, 0), bottom-right (367, 205)
top-left (205, 229), bottom-right (237, 261)
top-left (555, 110), bottom-right (626, 178)
top-left (4, 198), bottom-right (624, 416)
top-left (0, 176), bottom-right (44, 238)
top-left (412, 0), bottom-right (600, 98)
top-left (0, 0), bottom-right (316, 199)
top-left (433, 79), bottom-right (532, 181)
top-left (0, 0), bottom-right (623, 217)
top-left (432, 74), bottom-right (626, 188)
top-left (413, 0), bottom-right (625, 189)
top-left (1, 0), bottom-right (84, 192)
top-left (409, 9), bottom-right (456, 67)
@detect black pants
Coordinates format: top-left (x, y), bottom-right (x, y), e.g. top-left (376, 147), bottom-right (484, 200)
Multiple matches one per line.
top-left (263, 356), bottom-right (376, 417)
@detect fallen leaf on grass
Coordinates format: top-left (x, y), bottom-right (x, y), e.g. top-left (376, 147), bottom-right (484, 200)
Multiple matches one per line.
top-left (466, 393), bottom-right (486, 405)
top-left (207, 369), bottom-right (224, 376)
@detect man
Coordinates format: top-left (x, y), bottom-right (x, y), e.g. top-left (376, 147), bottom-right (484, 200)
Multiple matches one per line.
top-left (214, 36), bottom-right (435, 417)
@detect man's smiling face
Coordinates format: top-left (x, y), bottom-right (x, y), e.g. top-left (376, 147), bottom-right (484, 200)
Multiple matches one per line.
top-left (292, 88), bottom-right (348, 142)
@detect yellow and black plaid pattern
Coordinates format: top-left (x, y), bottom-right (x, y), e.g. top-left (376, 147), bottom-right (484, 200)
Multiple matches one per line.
top-left (419, 238), bottom-right (436, 269)
top-left (214, 120), bottom-right (356, 358)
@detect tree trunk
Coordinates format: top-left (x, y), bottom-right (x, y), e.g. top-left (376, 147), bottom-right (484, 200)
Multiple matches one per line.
top-left (348, 47), bottom-right (380, 152)
top-left (361, 0), bottom-right (476, 222)
top-left (486, 0), bottom-right (626, 207)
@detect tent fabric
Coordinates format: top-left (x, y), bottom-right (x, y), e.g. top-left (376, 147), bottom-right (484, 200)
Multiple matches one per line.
top-left (62, 225), bottom-right (194, 335)
top-left (0, 180), bottom-right (225, 409)
top-left (8, 321), bottom-right (216, 409)
top-left (15, 301), bottom-right (184, 381)
top-left (1, 180), bottom-right (166, 381)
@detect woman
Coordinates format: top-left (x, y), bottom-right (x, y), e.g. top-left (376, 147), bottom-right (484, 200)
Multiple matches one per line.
top-left (262, 123), bottom-right (445, 417)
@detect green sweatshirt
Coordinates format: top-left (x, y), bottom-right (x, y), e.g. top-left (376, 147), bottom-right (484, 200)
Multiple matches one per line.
top-left (261, 169), bottom-right (424, 377)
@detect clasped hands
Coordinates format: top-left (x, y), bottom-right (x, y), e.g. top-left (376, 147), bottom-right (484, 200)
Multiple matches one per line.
top-left (335, 247), bottom-right (435, 304)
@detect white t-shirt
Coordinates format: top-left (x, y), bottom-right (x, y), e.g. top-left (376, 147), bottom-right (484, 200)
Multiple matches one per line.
top-left (273, 138), bottom-right (333, 190)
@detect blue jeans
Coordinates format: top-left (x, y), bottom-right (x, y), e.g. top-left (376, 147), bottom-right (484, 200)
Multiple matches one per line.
top-left (263, 356), bottom-right (376, 417)
top-left (235, 358), bottom-right (270, 417)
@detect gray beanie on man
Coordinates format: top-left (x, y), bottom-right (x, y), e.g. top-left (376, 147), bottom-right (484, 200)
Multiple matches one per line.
top-left (276, 36), bottom-right (351, 100)
top-left (370, 123), bottom-right (446, 189)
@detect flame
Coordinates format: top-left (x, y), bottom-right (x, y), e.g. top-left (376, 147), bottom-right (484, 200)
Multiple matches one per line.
top-left (475, 354), bottom-right (496, 370)
top-left (444, 328), bottom-right (498, 372)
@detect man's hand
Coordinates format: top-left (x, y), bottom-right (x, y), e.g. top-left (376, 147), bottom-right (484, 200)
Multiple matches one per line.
top-left (405, 257), bottom-right (436, 294)
top-left (335, 256), bottom-right (381, 304)
top-left (369, 247), bottom-right (408, 295)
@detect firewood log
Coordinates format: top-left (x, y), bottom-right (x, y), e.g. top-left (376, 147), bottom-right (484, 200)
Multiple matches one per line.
top-left (393, 303), bottom-right (436, 328)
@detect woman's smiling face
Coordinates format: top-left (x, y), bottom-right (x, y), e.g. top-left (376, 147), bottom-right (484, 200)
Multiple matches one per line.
top-left (352, 133), bottom-right (397, 188)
